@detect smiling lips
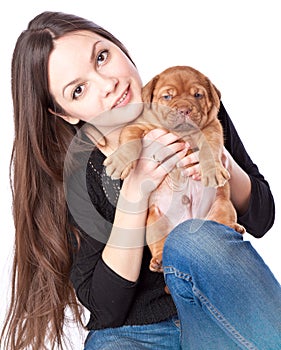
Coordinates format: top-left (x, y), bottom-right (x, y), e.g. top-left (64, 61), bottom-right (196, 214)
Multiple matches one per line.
top-left (113, 88), bottom-right (129, 108)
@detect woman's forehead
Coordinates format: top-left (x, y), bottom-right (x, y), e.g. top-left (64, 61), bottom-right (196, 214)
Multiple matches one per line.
top-left (53, 30), bottom-right (106, 47)
top-left (49, 31), bottom-right (105, 80)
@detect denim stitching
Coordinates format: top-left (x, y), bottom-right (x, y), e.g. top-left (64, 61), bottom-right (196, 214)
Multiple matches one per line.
top-left (164, 266), bottom-right (192, 281)
top-left (193, 287), bottom-right (258, 350)
top-left (164, 266), bottom-right (258, 350)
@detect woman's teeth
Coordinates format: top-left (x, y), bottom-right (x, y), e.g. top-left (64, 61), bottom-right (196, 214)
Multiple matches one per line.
top-left (115, 90), bottom-right (128, 106)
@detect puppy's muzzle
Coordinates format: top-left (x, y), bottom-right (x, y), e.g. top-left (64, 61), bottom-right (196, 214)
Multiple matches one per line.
top-left (176, 106), bottom-right (193, 117)
top-left (166, 107), bottom-right (197, 132)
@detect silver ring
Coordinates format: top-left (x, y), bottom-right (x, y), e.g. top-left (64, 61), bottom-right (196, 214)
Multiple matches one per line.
top-left (152, 154), bottom-right (161, 163)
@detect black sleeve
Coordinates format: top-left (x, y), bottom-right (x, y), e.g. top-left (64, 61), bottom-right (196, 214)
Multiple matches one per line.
top-left (70, 231), bottom-right (138, 329)
top-left (66, 151), bottom-right (138, 328)
top-left (218, 102), bottom-right (275, 238)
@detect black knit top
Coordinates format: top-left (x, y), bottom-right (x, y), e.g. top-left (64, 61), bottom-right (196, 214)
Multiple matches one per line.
top-left (67, 103), bottom-right (275, 330)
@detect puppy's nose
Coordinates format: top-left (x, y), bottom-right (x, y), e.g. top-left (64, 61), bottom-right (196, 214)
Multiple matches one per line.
top-left (176, 106), bottom-right (192, 116)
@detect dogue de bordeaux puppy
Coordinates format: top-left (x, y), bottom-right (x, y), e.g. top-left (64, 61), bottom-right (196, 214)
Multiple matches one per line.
top-left (104, 65), bottom-right (245, 272)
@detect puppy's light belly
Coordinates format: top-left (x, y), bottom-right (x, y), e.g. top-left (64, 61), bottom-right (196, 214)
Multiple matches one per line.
top-left (149, 177), bottom-right (216, 227)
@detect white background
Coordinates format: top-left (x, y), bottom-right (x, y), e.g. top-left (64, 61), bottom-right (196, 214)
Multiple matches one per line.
top-left (1, 0), bottom-right (280, 348)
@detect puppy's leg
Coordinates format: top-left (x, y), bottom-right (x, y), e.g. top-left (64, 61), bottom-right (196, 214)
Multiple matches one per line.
top-left (196, 122), bottom-right (230, 188)
top-left (104, 126), bottom-right (145, 179)
top-left (146, 204), bottom-right (173, 272)
top-left (207, 183), bottom-right (245, 233)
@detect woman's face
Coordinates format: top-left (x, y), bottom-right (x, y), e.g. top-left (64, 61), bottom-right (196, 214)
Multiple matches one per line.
top-left (48, 30), bottom-right (143, 127)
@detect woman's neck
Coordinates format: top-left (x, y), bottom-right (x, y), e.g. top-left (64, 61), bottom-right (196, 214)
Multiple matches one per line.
top-left (95, 126), bottom-right (122, 156)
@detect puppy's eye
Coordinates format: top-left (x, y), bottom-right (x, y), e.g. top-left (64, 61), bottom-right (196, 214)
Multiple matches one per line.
top-left (194, 92), bottom-right (203, 99)
top-left (162, 94), bottom-right (173, 101)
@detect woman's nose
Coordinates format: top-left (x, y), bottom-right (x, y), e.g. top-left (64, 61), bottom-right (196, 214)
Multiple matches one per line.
top-left (97, 74), bottom-right (119, 98)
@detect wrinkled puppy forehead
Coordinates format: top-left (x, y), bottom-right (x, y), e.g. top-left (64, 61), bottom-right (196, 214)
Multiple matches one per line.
top-left (155, 66), bottom-right (206, 91)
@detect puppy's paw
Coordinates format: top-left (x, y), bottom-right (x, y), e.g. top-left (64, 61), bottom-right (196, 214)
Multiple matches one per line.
top-left (103, 148), bottom-right (135, 179)
top-left (149, 255), bottom-right (163, 272)
top-left (164, 285), bottom-right (170, 294)
top-left (104, 155), bottom-right (129, 179)
top-left (202, 164), bottom-right (230, 187)
top-left (231, 223), bottom-right (246, 234)
top-left (120, 160), bottom-right (138, 180)
top-left (104, 140), bottom-right (142, 179)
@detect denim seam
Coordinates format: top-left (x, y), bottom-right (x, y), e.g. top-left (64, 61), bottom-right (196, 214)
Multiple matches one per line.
top-left (164, 266), bottom-right (192, 281)
top-left (164, 266), bottom-right (258, 350)
top-left (164, 266), bottom-right (191, 348)
top-left (193, 287), bottom-right (258, 350)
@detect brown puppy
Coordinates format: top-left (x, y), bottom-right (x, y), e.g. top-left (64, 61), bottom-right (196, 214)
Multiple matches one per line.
top-left (104, 66), bottom-right (245, 272)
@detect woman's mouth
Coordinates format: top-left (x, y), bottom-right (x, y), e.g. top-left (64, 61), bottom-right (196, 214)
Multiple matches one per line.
top-left (113, 88), bottom-right (130, 108)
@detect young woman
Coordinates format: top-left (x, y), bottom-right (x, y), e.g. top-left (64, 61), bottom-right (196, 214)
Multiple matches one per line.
top-left (1, 11), bottom-right (280, 350)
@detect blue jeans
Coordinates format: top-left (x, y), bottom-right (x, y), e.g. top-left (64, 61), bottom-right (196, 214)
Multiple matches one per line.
top-left (84, 220), bottom-right (281, 349)
top-left (84, 316), bottom-right (181, 349)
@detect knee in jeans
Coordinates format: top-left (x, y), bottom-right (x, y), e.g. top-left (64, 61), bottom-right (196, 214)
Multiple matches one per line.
top-left (163, 219), bottom-right (238, 267)
top-left (164, 219), bottom-right (211, 251)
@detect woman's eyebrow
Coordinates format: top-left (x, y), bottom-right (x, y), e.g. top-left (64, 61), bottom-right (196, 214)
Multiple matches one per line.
top-left (62, 40), bottom-right (102, 97)
top-left (63, 78), bottom-right (80, 97)
top-left (62, 78), bottom-right (80, 97)
top-left (90, 40), bottom-right (101, 63)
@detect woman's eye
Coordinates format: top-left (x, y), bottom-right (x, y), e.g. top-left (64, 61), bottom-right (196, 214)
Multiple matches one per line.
top-left (72, 85), bottom-right (85, 100)
top-left (162, 94), bottom-right (173, 101)
top-left (97, 50), bottom-right (109, 66)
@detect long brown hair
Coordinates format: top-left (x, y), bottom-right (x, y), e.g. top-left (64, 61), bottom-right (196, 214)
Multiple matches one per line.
top-left (1, 11), bottom-right (133, 350)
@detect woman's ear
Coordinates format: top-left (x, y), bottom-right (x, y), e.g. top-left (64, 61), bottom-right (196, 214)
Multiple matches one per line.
top-left (48, 108), bottom-right (80, 125)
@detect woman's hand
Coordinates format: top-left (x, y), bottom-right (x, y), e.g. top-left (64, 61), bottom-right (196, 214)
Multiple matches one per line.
top-left (176, 148), bottom-right (201, 181)
top-left (178, 146), bottom-right (251, 215)
top-left (220, 147), bottom-right (251, 214)
top-left (177, 146), bottom-right (233, 182)
top-left (124, 129), bottom-right (187, 198)
top-left (105, 129), bottom-right (188, 280)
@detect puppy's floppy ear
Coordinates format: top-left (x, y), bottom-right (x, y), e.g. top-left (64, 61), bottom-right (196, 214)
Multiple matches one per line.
top-left (207, 79), bottom-right (221, 109)
top-left (141, 75), bottom-right (160, 107)
top-left (205, 78), bottom-right (221, 121)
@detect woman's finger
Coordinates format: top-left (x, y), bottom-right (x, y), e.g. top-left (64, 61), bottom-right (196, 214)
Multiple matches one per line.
top-left (151, 141), bottom-right (186, 164)
top-left (177, 149), bottom-right (199, 168)
top-left (180, 163), bottom-right (201, 180)
top-left (142, 129), bottom-right (168, 147)
top-left (156, 148), bottom-right (188, 175)
top-left (142, 129), bottom-right (181, 148)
